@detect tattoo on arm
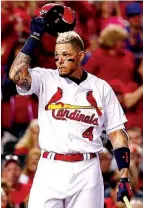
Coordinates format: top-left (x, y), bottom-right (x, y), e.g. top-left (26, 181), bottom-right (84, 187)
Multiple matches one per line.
top-left (109, 129), bottom-right (129, 150)
top-left (9, 52), bottom-right (32, 90)
top-left (14, 68), bottom-right (31, 90)
top-left (120, 168), bottom-right (129, 178)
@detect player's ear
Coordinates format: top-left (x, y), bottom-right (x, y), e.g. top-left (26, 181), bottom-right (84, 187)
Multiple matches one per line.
top-left (79, 51), bottom-right (85, 63)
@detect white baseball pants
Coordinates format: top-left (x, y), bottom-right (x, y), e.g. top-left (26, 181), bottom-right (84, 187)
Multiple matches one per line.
top-left (28, 153), bottom-right (104, 208)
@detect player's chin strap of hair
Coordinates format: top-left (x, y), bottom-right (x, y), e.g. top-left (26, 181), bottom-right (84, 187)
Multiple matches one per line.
top-left (113, 129), bottom-right (130, 171)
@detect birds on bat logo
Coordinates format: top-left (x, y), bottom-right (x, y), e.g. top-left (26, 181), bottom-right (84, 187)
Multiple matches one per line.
top-left (45, 87), bottom-right (102, 116)
top-left (45, 87), bottom-right (63, 109)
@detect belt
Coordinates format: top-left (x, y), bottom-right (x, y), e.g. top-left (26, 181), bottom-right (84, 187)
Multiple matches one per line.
top-left (42, 151), bottom-right (96, 162)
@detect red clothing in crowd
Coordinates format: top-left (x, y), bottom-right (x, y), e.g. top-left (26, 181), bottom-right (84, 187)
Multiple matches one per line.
top-left (9, 182), bottom-right (31, 205)
top-left (25, 172), bottom-right (35, 187)
top-left (65, 1), bottom-right (92, 46)
top-left (14, 147), bottom-right (29, 156)
top-left (97, 16), bottom-right (125, 32)
top-left (108, 80), bottom-right (143, 130)
top-left (1, 22), bottom-right (18, 66)
top-left (1, 4), bottom-right (31, 66)
top-left (104, 197), bottom-right (118, 208)
top-left (84, 48), bottom-right (135, 84)
top-left (124, 82), bottom-right (143, 130)
top-left (32, 33), bottom-right (57, 69)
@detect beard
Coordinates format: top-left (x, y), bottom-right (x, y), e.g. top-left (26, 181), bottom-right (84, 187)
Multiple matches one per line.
top-left (59, 72), bottom-right (73, 78)
top-left (59, 68), bottom-right (76, 78)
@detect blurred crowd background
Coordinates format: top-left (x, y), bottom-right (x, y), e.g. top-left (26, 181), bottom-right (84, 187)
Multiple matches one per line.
top-left (1, 1), bottom-right (143, 208)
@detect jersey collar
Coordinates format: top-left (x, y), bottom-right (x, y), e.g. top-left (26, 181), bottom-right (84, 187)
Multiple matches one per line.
top-left (67, 70), bottom-right (88, 85)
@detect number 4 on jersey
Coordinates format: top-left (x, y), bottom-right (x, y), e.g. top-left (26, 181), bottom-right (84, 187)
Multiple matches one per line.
top-left (82, 127), bottom-right (94, 141)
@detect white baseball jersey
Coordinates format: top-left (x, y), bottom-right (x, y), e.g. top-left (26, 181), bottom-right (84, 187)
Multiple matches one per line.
top-left (17, 68), bottom-right (127, 154)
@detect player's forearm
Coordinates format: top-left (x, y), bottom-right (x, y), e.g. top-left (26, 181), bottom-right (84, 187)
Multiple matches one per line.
top-left (108, 129), bottom-right (130, 178)
top-left (9, 15), bottom-right (46, 90)
top-left (108, 129), bottom-right (129, 148)
top-left (120, 168), bottom-right (129, 178)
top-left (9, 52), bottom-right (32, 90)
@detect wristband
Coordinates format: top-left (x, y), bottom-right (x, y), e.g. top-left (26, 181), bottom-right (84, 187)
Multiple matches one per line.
top-left (113, 147), bottom-right (130, 171)
top-left (21, 36), bottom-right (39, 57)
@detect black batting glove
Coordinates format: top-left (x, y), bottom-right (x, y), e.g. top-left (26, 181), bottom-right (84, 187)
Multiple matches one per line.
top-left (30, 17), bottom-right (47, 39)
top-left (21, 17), bottom-right (47, 56)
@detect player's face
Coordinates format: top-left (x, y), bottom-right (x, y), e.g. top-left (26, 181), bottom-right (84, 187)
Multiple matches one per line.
top-left (55, 43), bottom-right (84, 77)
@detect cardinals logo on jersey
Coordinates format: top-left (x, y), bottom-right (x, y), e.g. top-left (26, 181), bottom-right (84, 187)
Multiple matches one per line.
top-left (86, 91), bottom-right (102, 117)
top-left (45, 87), bottom-right (63, 110)
top-left (45, 88), bottom-right (102, 126)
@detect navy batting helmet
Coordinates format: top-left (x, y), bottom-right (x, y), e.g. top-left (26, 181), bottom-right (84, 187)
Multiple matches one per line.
top-left (40, 3), bottom-right (76, 36)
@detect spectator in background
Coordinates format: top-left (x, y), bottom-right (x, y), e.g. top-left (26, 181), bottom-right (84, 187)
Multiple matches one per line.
top-left (127, 127), bottom-right (143, 147)
top-left (95, 1), bottom-right (125, 35)
top-left (81, 35), bottom-right (99, 66)
top-left (2, 36), bottom-right (41, 103)
top-left (1, 190), bottom-right (9, 208)
top-left (65, 1), bottom-right (93, 43)
top-left (1, 1), bottom-right (30, 68)
top-left (84, 24), bottom-right (135, 84)
top-left (123, 84), bottom-right (143, 130)
top-left (1, 130), bottom-right (18, 155)
top-left (130, 198), bottom-right (143, 208)
top-left (31, 33), bottom-right (57, 69)
top-left (129, 136), bottom-right (143, 194)
top-left (108, 80), bottom-right (143, 130)
top-left (1, 179), bottom-right (12, 208)
top-left (125, 2), bottom-right (143, 64)
top-left (1, 2), bottom-right (31, 101)
top-left (2, 155), bottom-right (31, 207)
top-left (1, 1), bottom-right (17, 68)
top-left (104, 180), bottom-right (125, 208)
top-left (138, 60), bottom-right (143, 81)
top-left (19, 148), bottom-right (41, 187)
top-left (14, 119), bottom-right (39, 155)
top-left (99, 148), bottom-right (118, 193)
top-left (129, 143), bottom-right (143, 193)
top-left (13, 5), bottom-right (30, 40)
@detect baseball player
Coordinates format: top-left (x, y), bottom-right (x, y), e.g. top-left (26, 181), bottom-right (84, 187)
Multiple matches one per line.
top-left (9, 4), bottom-right (133, 208)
